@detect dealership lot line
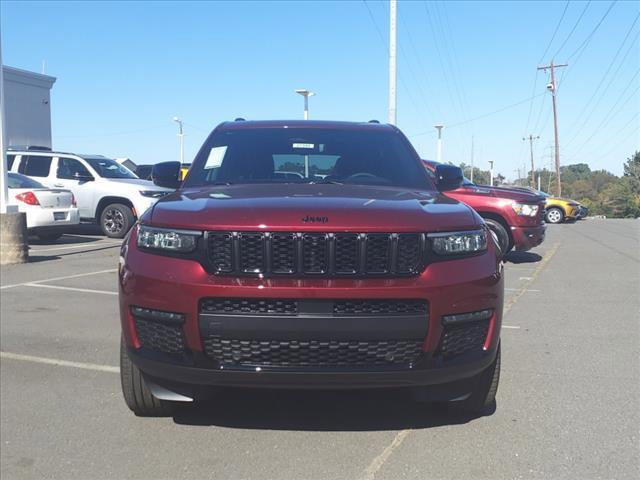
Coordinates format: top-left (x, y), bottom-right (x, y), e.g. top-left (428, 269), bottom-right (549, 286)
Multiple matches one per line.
top-left (29, 241), bottom-right (122, 253)
top-left (1, 220), bottom-right (638, 480)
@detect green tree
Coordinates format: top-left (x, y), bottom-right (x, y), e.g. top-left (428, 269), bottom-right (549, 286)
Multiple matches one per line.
top-left (623, 151), bottom-right (640, 194)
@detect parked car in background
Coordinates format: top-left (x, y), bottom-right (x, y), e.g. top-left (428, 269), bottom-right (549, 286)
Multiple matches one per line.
top-left (119, 120), bottom-right (504, 417)
top-left (423, 160), bottom-right (546, 254)
top-left (7, 172), bottom-right (79, 242)
top-left (576, 204), bottom-right (589, 219)
top-left (8, 148), bottom-right (173, 238)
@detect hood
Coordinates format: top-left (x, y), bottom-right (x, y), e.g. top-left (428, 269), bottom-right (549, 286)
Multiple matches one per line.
top-left (149, 183), bottom-right (480, 232)
top-left (105, 178), bottom-right (173, 191)
top-left (460, 184), bottom-right (546, 202)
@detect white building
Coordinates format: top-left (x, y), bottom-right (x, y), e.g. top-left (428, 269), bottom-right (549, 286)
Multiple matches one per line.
top-left (2, 65), bottom-right (56, 149)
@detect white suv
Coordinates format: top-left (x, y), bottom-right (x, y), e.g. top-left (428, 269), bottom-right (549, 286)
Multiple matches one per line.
top-left (7, 149), bottom-right (173, 238)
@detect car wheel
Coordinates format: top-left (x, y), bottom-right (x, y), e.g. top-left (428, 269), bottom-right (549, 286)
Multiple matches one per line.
top-left (545, 207), bottom-right (564, 224)
top-left (458, 345), bottom-right (501, 414)
top-left (100, 203), bottom-right (134, 238)
top-left (37, 233), bottom-right (63, 242)
top-left (120, 337), bottom-right (174, 417)
top-left (483, 218), bottom-right (511, 254)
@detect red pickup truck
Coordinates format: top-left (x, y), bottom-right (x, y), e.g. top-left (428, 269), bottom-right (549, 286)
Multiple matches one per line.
top-left (423, 160), bottom-right (546, 254)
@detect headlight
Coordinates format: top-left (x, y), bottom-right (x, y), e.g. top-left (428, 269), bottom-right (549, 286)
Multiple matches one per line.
top-left (136, 225), bottom-right (201, 252)
top-left (139, 190), bottom-right (170, 198)
top-left (429, 229), bottom-right (487, 255)
top-left (511, 203), bottom-right (539, 217)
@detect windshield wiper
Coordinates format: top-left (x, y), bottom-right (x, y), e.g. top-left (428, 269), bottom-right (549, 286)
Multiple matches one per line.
top-left (309, 179), bottom-right (343, 185)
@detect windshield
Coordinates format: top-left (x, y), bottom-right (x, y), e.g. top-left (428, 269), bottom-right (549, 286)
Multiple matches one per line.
top-left (83, 157), bottom-right (138, 179)
top-left (185, 128), bottom-right (433, 190)
top-left (8, 173), bottom-right (45, 189)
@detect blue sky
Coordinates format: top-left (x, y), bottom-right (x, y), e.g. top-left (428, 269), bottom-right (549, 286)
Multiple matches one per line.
top-left (2, 0), bottom-right (638, 178)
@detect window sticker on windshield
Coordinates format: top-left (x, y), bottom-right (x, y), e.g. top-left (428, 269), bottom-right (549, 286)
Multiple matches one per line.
top-left (205, 146), bottom-right (227, 169)
top-left (292, 143), bottom-right (314, 149)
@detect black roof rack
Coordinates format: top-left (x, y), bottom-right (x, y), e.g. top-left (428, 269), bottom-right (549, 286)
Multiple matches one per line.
top-left (368, 119), bottom-right (380, 124)
top-left (234, 117), bottom-right (246, 121)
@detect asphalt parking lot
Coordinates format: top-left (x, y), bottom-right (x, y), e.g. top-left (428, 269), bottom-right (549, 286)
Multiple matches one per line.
top-left (1, 219), bottom-right (638, 480)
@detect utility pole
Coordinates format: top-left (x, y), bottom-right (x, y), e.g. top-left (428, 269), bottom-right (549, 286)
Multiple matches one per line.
top-left (538, 60), bottom-right (567, 197)
top-left (470, 136), bottom-right (474, 182)
top-left (523, 134), bottom-right (540, 188)
top-left (172, 117), bottom-right (184, 165)
top-left (388, 0), bottom-right (397, 124)
top-left (488, 160), bottom-right (494, 187)
top-left (435, 124), bottom-right (444, 163)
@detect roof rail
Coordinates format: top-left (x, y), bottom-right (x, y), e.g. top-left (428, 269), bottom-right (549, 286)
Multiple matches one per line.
top-left (7, 145), bottom-right (52, 151)
top-left (368, 119), bottom-right (380, 124)
top-left (234, 117), bottom-right (246, 122)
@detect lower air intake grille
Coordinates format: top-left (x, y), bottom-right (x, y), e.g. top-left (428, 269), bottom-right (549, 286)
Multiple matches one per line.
top-left (134, 318), bottom-right (184, 354)
top-left (438, 320), bottom-right (490, 359)
top-left (333, 300), bottom-right (427, 316)
top-left (200, 298), bottom-right (298, 315)
top-left (202, 338), bottom-right (424, 368)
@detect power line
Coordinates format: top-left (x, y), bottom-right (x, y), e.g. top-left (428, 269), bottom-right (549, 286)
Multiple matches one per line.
top-left (566, 1), bottom-right (617, 61)
top-left (538, 1), bottom-right (570, 63)
top-left (408, 91), bottom-right (546, 137)
top-left (552, 1), bottom-right (591, 59)
top-left (563, 15), bottom-right (640, 145)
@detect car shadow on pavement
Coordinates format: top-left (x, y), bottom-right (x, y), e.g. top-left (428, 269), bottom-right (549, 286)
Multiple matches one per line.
top-left (172, 388), bottom-right (492, 431)
top-left (504, 251), bottom-right (542, 264)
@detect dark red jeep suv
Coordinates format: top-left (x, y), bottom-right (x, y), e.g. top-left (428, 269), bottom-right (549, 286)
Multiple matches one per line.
top-left (423, 160), bottom-right (546, 254)
top-left (118, 120), bottom-right (504, 416)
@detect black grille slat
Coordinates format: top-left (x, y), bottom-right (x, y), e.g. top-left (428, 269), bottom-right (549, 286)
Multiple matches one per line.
top-left (208, 233), bottom-right (233, 273)
top-left (202, 337), bottom-right (424, 368)
top-left (303, 234), bottom-right (328, 273)
top-left (334, 234), bottom-right (359, 273)
top-left (334, 300), bottom-right (427, 316)
top-left (201, 298), bottom-right (298, 315)
top-left (134, 318), bottom-right (184, 354)
top-left (365, 234), bottom-right (391, 273)
top-left (206, 231), bottom-right (424, 277)
top-left (397, 234), bottom-right (421, 273)
top-left (271, 233), bottom-right (296, 273)
top-left (438, 320), bottom-right (490, 359)
top-left (240, 233), bottom-right (264, 273)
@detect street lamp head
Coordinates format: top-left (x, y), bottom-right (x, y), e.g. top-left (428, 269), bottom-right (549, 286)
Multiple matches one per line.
top-left (172, 116), bottom-right (180, 123)
top-left (295, 89), bottom-right (315, 97)
top-left (434, 124), bottom-right (444, 130)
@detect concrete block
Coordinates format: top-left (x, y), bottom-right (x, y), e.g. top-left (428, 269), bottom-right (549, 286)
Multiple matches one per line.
top-left (0, 211), bottom-right (28, 265)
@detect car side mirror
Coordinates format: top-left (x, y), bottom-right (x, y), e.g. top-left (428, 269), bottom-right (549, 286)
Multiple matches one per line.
top-left (152, 161), bottom-right (181, 189)
top-left (73, 172), bottom-right (94, 182)
top-left (435, 164), bottom-right (463, 192)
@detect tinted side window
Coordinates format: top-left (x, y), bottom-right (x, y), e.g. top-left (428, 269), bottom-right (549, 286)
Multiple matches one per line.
top-left (7, 154), bottom-right (16, 170)
top-left (18, 155), bottom-right (53, 177)
top-left (57, 158), bottom-right (91, 179)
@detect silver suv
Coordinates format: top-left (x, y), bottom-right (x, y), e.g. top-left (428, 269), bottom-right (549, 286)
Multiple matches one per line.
top-left (7, 149), bottom-right (172, 238)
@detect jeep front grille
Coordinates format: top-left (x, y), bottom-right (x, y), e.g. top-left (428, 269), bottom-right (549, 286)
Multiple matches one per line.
top-left (206, 231), bottom-right (425, 277)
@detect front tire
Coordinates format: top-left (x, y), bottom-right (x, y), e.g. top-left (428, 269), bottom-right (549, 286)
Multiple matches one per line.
top-left (120, 337), bottom-right (174, 417)
top-left (545, 207), bottom-right (564, 224)
top-left (459, 345), bottom-right (501, 414)
top-left (100, 203), bottom-right (134, 238)
top-left (483, 218), bottom-right (511, 254)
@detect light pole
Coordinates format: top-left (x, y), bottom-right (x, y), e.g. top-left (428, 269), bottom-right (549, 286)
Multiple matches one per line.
top-left (295, 89), bottom-right (315, 120)
top-left (172, 117), bottom-right (184, 165)
top-left (388, 0), bottom-right (397, 124)
top-left (488, 160), bottom-right (494, 187)
top-left (434, 124), bottom-right (444, 163)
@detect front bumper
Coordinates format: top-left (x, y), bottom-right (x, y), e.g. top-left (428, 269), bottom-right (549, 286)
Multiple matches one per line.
top-left (510, 223), bottom-right (546, 251)
top-left (119, 235), bottom-right (504, 390)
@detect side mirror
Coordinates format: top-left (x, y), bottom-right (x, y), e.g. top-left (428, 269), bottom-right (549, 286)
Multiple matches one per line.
top-left (152, 161), bottom-right (181, 189)
top-left (435, 164), bottom-right (463, 192)
top-left (73, 172), bottom-right (94, 182)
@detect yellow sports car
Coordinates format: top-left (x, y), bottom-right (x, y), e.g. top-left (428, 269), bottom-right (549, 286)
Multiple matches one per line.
top-left (540, 192), bottom-right (580, 224)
